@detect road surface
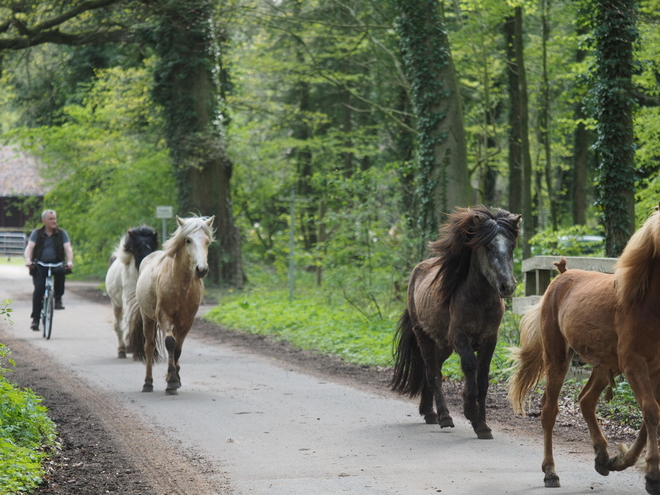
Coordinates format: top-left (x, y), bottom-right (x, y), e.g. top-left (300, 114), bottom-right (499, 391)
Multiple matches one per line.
top-left (0, 264), bottom-right (646, 494)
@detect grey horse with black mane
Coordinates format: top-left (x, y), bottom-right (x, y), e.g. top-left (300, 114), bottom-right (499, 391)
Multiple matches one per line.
top-left (391, 205), bottom-right (521, 439)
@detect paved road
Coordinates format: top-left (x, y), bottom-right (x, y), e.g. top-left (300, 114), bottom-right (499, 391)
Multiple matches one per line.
top-left (0, 264), bottom-right (646, 494)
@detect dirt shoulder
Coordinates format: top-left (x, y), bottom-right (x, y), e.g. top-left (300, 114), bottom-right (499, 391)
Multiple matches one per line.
top-left (3, 284), bottom-right (637, 494)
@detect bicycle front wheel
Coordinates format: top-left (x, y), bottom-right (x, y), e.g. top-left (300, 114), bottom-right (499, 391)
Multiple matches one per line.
top-left (43, 289), bottom-right (54, 339)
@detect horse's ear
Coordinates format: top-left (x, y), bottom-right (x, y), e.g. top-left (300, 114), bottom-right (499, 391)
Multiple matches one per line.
top-left (176, 216), bottom-right (184, 227)
top-left (513, 214), bottom-right (522, 227)
top-left (205, 216), bottom-right (215, 227)
top-left (473, 214), bottom-right (483, 227)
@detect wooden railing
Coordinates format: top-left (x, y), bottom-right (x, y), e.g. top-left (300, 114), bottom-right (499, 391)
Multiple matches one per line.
top-left (511, 255), bottom-right (617, 314)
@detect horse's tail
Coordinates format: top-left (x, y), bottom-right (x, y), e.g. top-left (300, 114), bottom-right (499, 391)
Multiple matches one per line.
top-left (127, 292), bottom-right (146, 362)
top-left (508, 301), bottom-right (545, 415)
top-left (390, 308), bottom-right (425, 398)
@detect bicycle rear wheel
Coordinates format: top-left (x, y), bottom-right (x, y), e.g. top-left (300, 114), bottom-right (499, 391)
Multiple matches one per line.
top-left (43, 289), bottom-right (54, 339)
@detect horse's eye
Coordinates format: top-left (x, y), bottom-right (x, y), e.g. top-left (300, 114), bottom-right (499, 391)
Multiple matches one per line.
top-left (185, 238), bottom-right (192, 244)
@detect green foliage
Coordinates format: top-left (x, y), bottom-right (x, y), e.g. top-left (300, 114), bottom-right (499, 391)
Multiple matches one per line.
top-left (0, 344), bottom-right (58, 493)
top-left (529, 225), bottom-right (605, 256)
top-left (0, 300), bottom-right (12, 325)
top-left (5, 60), bottom-right (176, 277)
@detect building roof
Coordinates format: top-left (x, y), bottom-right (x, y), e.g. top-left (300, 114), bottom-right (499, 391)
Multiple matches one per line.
top-left (0, 146), bottom-right (48, 197)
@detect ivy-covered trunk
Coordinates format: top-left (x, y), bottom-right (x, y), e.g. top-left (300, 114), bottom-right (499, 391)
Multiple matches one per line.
top-left (593, 0), bottom-right (637, 256)
top-left (150, 0), bottom-right (241, 286)
top-left (395, 0), bottom-right (472, 247)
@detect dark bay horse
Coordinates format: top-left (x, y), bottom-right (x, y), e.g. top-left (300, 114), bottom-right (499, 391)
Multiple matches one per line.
top-left (391, 206), bottom-right (521, 439)
top-left (509, 204), bottom-right (660, 494)
top-left (130, 216), bottom-right (215, 395)
top-left (105, 226), bottom-right (158, 358)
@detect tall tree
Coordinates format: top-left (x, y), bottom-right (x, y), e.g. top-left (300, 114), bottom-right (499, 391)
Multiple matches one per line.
top-left (395, 0), bottom-right (472, 246)
top-left (150, 0), bottom-right (241, 286)
top-left (504, 7), bottom-right (533, 256)
top-left (592, 0), bottom-right (638, 256)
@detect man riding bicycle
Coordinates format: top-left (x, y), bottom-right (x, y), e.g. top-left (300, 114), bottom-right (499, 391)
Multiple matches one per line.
top-left (24, 209), bottom-right (74, 330)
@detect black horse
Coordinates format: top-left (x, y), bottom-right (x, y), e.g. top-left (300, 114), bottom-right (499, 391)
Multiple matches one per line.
top-left (391, 206), bottom-right (521, 439)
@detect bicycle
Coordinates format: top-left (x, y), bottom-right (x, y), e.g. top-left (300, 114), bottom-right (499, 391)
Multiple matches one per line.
top-left (35, 261), bottom-right (66, 340)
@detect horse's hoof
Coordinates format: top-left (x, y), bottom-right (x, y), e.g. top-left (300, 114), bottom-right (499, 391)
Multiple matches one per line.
top-left (544, 474), bottom-right (561, 488)
top-left (439, 416), bottom-right (455, 428)
top-left (165, 388), bottom-right (179, 396)
top-left (118, 351), bottom-right (127, 359)
top-left (424, 413), bottom-right (438, 424)
top-left (142, 384), bottom-right (153, 393)
top-left (646, 477), bottom-right (660, 495)
top-left (595, 460), bottom-right (610, 476)
top-left (476, 429), bottom-right (493, 440)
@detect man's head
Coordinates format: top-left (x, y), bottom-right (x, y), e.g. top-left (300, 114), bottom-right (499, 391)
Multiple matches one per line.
top-left (41, 209), bottom-right (57, 232)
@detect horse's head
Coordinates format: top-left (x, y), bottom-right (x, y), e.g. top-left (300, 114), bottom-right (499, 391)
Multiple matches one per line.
top-left (173, 215), bottom-right (216, 279)
top-left (127, 226), bottom-right (158, 270)
top-left (470, 209), bottom-right (521, 299)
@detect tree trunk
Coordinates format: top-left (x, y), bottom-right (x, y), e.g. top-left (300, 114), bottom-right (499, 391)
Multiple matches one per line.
top-left (151, 0), bottom-right (241, 286)
top-left (572, 22), bottom-right (591, 225)
top-left (505, 8), bottom-right (533, 256)
top-left (395, 0), bottom-right (472, 245)
top-left (539, 0), bottom-right (557, 231)
top-left (593, 0), bottom-right (637, 256)
top-left (504, 16), bottom-right (522, 217)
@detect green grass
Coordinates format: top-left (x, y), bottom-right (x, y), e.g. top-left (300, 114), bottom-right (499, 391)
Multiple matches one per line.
top-left (204, 272), bottom-right (522, 381)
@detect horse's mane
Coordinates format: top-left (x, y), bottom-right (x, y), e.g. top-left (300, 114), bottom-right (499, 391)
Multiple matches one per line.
top-left (429, 205), bottom-right (520, 308)
top-left (615, 208), bottom-right (660, 307)
top-left (163, 216), bottom-right (215, 257)
top-left (112, 226), bottom-right (157, 266)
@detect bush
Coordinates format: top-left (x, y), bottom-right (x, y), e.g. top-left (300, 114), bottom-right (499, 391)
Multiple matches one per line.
top-left (0, 344), bottom-right (58, 494)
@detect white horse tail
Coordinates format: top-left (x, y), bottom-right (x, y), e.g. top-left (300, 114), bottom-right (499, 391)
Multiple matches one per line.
top-left (508, 301), bottom-right (545, 415)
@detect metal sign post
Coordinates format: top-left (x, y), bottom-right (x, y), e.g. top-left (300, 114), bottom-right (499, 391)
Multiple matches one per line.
top-left (156, 206), bottom-right (173, 246)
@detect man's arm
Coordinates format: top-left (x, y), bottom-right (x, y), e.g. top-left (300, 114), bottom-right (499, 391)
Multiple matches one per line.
top-left (24, 240), bottom-right (36, 266)
top-left (63, 242), bottom-right (74, 268)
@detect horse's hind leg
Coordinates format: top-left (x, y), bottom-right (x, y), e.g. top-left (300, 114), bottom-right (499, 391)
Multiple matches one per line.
top-left (112, 304), bottom-right (127, 359)
top-left (141, 316), bottom-right (157, 393)
top-left (578, 367), bottom-right (612, 475)
top-left (416, 330), bottom-right (453, 428)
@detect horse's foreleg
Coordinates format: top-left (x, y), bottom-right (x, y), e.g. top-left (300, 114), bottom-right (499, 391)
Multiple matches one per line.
top-left (472, 337), bottom-right (497, 439)
top-left (622, 360), bottom-right (660, 495)
top-left (416, 330), bottom-right (453, 427)
top-left (164, 333), bottom-right (180, 395)
top-left (540, 358), bottom-right (571, 488)
top-left (142, 316), bottom-right (156, 393)
top-left (454, 333), bottom-right (479, 426)
top-left (578, 368), bottom-right (611, 475)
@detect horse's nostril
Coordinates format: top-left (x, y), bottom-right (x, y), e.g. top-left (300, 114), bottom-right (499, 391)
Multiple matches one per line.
top-left (196, 267), bottom-right (209, 278)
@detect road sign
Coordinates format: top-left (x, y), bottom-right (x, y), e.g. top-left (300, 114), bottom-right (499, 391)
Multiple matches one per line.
top-left (156, 206), bottom-right (173, 219)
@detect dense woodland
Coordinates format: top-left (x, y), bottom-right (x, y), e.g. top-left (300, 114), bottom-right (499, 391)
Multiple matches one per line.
top-left (1, 0), bottom-right (659, 297)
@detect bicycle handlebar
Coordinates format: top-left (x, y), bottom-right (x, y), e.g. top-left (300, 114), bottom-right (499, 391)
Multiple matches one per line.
top-left (35, 261), bottom-right (66, 268)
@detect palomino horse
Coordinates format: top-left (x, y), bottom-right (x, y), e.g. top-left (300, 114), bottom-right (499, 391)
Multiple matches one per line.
top-left (391, 206), bottom-right (521, 439)
top-left (130, 215), bottom-right (215, 395)
top-left (509, 204), bottom-right (660, 494)
top-left (105, 226), bottom-right (158, 358)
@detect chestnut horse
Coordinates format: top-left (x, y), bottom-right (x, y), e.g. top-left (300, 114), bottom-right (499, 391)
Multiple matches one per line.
top-left (391, 206), bottom-right (521, 439)
top-left (509, 204), bottom-right (660, 494)
top-left (130, 215), bottom-right (214, 395)
top-left (105, 226), bottom-right (158, 358)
